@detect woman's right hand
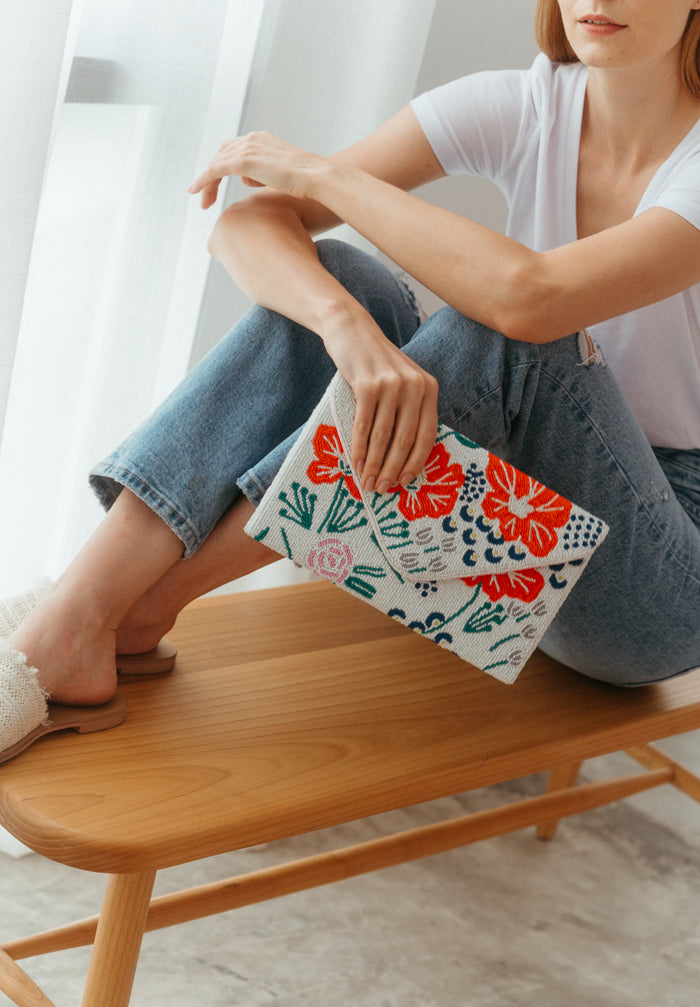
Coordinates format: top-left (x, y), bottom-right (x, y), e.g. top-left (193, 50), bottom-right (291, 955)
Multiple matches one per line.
top-left (320, 309), bottom-right (438, 494)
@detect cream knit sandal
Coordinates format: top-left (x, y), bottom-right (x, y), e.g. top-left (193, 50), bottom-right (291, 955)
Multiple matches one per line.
top-left (0, 644), bottom-right (49, 759)
top-left (0, 578), bottom-right (53, 638)
top-left (0, 643), bottom-right (127, 765)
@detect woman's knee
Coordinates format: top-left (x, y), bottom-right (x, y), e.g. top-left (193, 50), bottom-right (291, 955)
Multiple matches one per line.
top-left (403, 307), bottom-right (539, 447)
top-left (315, 238), bottom-right (422, 346)
top-left (315, 237), bottom-right (393, 290)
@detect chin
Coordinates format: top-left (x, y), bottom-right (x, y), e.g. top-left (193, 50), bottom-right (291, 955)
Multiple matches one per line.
top-left (569, 37), bottom-right (640, 71)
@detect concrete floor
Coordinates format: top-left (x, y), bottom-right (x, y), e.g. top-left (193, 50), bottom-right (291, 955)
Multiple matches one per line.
top-left (2, 734), bottom-right (700, 1007)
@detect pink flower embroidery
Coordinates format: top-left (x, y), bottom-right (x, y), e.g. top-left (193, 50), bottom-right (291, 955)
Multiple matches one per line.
top-left (462, 568), bottom-right (546, 604)
top-left (391, 443), bottom-right (464, 522)
top-left (307, 424), bottom-right (361, 499)
top-left (307, 538), bottom-right (354, 585)
top-left (481, 457), bottom-right (571, 558)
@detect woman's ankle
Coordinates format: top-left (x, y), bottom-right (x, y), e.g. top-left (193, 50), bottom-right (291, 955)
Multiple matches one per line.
top-left (8, 589), bottom-right (118, 706)
top-left (115, 585), bottom-right (180, 655)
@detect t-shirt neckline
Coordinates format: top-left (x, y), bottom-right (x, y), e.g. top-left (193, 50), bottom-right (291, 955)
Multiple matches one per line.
top-left (565, 62), bottom-right (700, 242)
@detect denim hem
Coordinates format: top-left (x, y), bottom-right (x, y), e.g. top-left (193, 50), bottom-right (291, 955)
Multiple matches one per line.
top-left (236, 469), bottom-right (269, 509)
top-left (89, 462), bottom-right (201, 558)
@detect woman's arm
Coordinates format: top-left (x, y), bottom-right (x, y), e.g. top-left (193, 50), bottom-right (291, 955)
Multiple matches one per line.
top-left (202, 108), bottom-right (444, 319)
top-left (194, 111), bottom-right (700, 344)
top-left (311, 165), bottom-right (700, 341)
top-left (197, 108), bottom-right (447, 494)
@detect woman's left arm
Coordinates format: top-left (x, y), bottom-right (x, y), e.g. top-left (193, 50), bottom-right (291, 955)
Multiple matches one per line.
top-left (190, 114), bottom-right (700, 342)
top-left (318, 168), bottom-right (700, 341)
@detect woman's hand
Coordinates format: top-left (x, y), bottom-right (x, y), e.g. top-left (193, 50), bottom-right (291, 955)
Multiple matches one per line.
top-left (320, 309), bottom-right (438, 493)
top-left (189, 132), bottom-right (327, 209)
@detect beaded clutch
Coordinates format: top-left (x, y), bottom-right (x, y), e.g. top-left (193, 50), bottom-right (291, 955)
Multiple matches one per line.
top-left (245, 374), bottom-right (608, 683)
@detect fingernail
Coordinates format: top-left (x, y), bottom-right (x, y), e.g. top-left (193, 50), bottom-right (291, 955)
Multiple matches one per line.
top-left (364, 477), bottom-right (375, 493)
top-left (377, 480), bottom-right (392, 494)
top-left (399, 472), bottom-right (414, 488)
top-left (355, 459), bottom-right (364, 477)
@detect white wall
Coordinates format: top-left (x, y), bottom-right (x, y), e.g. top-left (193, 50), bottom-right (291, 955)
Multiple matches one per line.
top-left (397, 0), bottom-right (539, 313)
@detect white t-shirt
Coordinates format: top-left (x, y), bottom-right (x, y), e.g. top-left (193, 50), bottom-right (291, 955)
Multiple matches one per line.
top-left (411, 53), bottom-right (700, 449)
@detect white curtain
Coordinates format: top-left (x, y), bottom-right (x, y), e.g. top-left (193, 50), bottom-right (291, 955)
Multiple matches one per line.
top-left (0, 0), bottom-right (436, 599)
top-left (0, 0), bottom-right (267, 595)
top-left (0, 0), bottom-right (436, 857)
top-left (232, 0), bottom-right (438, 259)
top-left (0, 0), bottom-right (78, 433)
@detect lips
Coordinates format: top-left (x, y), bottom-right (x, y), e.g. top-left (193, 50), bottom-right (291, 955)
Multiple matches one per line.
top-left (579, 15), bottom-right (626, 28)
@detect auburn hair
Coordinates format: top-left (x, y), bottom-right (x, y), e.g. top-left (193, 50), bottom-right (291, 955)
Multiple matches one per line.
top-left (534, 0), bottom-right (700, 99)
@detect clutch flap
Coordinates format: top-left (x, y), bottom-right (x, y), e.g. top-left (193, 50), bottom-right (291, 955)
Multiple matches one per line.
top-left (328, 374), bottom-right (608, 581)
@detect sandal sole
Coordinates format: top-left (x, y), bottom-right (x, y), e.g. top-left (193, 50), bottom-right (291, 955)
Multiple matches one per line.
top-left (116, 638), bottom-right (177, 678)
top-left (0, 691), bottom-right (127, 765)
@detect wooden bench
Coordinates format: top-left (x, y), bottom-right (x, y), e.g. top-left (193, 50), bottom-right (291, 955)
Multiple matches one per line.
top-left (1, 581), bottom-right (699, 1007)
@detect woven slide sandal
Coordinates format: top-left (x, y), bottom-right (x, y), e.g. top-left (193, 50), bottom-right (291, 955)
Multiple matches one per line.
top-left (0, 644), bottom-right (127, 766)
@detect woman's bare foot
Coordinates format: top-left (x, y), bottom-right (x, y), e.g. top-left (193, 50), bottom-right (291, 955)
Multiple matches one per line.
top-left (2, 490), bottom-right (190, 709)
top-left (3, 493), bottom-right (277, 705)
top-left (115, 589), bottom-right (178, 656)
top-left (116, 495), bottom-right (277, 654)
top-left (7, 583), bottom-right (119, 707)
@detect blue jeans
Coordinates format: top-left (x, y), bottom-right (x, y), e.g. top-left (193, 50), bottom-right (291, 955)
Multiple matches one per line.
top-left (90, 239), bottom-right (700, 686)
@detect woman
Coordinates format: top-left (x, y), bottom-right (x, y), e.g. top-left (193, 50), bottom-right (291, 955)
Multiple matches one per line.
top-left (1, 0), bottom-right (699, 762)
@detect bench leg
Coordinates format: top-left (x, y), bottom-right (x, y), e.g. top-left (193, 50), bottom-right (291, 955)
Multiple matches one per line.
top-left (627, 744), bottom-right (700, 802)
top-left (0, 948), bottom-right (57, 1007)
top-left (536, 762), bottom-right (583, 840)
top-left (81, 871), bottom-right (156, 1007)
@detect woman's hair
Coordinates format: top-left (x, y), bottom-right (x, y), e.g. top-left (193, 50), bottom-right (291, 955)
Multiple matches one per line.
top-left (534, 0), bottom-right (700, 99)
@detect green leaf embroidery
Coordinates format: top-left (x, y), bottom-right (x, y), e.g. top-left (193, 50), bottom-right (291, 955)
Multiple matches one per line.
top-left (462, 602), bottom-right (508, 634)
top-left (417, 587), bottom-right (483, 637)
top-left (279, 483), bottom-right (316, 529)
top-left (317, 482), bottom-right (367, 534)
top-left (440, 430), bottom-right (480, 450)
top-left (370, 533), bottom-right (405, 584)
top-left (280, 526), bottom-right (293, 560)
top-left (352, 564), bottom-right (387, 580)
top-left (344, 576), bottom-right (376, 599)
top-left (373, 501), bottom-right (410, 545)
top-left (488, 633), bottom-right (520, 652)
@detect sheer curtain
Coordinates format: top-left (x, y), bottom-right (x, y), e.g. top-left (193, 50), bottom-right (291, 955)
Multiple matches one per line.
top-left (0, 0), bottom-right (436, 598)
top-left (0, 0), bottom-right (267, 596)
top-left (190, 0), bottom-right (438, 592)
top-left (0, 0), bottom-right (435, 857)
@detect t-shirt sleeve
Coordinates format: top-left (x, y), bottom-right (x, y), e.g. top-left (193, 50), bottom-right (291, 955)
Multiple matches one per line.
top-left (648, 150), bottom-right (700, 231)
top-left (410, 63), bottom-right (540, 184)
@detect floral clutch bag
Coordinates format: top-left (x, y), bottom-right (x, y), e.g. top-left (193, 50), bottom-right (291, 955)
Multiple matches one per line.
top-left (245, 374), bottom-right (608, 683)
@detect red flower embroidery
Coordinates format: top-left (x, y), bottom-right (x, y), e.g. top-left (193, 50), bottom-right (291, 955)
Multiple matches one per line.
top-left (307, 424), bottom-right (361, 499)
top-left (481, 457), bottom-right (571, 558)
top-left (391, 443), bottom-right (464, 522)
top-left (462, 568), bottom-right (546, 604)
